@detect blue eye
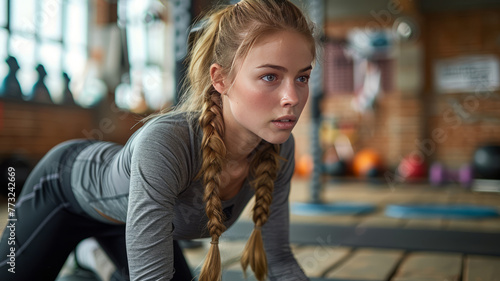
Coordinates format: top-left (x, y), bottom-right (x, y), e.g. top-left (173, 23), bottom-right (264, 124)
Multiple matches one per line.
top-left (297, 75), bottom-right (310, 84)
top-left (262, 74), bottom-right (277, 82)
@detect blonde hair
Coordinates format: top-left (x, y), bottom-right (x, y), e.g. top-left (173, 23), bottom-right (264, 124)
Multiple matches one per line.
top-left (172, 1), bottom-right (315, 280)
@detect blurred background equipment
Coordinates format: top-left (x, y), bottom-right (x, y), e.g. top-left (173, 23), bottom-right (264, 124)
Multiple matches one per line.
top-left (429, 162), bottom-right (473, 188)
top-left (472, 145), bottom-right (500, 180)
top-left (0, 56), bottom-right (22, 100)
top-left (397, 155), bottom-right (427, 182)
top-left (352, 148), bottom-right (383, 178)
top-left (472, 145), bottom-right (500, 192)
top-left (30, 64), bottom-right (53, 104)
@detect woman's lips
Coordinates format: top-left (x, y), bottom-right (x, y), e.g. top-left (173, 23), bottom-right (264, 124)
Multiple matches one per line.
top-left (271, 116), bottom-right (297, 130)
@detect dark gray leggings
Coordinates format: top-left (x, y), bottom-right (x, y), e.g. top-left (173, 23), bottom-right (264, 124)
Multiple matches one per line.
top-left (0, 140), bottom-right (193, 280)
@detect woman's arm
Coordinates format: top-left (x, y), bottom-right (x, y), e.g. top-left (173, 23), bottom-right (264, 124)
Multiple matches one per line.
top-left (262, 135), bottom-right (309, 281)
top-left (126, 121), bottom-right (192, 280)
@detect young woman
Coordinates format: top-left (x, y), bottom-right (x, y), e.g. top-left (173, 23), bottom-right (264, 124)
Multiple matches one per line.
top-left (0, 0), bottom-right (316, 280)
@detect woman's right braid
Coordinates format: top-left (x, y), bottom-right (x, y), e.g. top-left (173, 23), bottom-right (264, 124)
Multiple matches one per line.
top-left (241, 142), bottom-right (281, 281)
top-left (198, 91), bottom-right (227, 281)
top-left (250, 143), bottom-right (280, 228)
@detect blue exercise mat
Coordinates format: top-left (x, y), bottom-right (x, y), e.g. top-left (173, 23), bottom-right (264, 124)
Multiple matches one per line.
top-left (292, 202), bottom-right (376, 216)
top-left (385, 204), bottom-right (500, 219)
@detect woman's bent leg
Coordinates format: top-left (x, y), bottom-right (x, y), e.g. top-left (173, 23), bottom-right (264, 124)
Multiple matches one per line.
top-left (0, 140), bottom-right (96, 280)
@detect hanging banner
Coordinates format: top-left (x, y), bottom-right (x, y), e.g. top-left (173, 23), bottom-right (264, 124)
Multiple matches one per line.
top-left (434, 55), bottom-right (500, 94)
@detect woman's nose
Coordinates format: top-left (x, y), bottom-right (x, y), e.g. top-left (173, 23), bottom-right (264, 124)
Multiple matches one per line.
top-left (280, 82), bottom-right (300, 108)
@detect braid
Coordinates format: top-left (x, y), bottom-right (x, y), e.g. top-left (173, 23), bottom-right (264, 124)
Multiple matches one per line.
top-left (241, 142), bottom-right (281, 281)
top-left (198, 91), bottom-right (226, 281)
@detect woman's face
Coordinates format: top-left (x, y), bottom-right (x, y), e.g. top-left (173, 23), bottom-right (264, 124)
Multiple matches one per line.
top-left (216, 31), bottom-right (314, 146)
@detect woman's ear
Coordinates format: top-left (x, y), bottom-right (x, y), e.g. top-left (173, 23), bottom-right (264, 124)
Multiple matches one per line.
top-left (210, 63), bottom-right (226, 94)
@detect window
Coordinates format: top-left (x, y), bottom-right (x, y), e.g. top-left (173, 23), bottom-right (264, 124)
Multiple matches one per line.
top-left (115, 0), bottom-right (175, 113)
top-left (0, 0), bottom-right (9, 83)
top-left (0, 0), bottom-right (89, 105)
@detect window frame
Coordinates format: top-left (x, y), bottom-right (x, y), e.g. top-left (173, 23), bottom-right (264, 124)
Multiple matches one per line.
top-left (0, 0), bottom-right (90, 104)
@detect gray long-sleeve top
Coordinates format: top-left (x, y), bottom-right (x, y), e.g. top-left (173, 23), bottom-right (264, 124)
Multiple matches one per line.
top-left (70, 112), bottom-right (307, 280)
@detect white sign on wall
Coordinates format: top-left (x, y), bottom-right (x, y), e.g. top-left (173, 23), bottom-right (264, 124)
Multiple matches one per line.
top-left (434, 55), bottom-right (500, 93)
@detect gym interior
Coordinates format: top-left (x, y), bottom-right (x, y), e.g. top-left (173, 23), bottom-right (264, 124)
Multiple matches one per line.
top-left (1, 0), bottom-right (500, 280)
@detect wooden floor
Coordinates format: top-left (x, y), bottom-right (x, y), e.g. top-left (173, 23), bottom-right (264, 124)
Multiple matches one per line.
top-left (1, 178), bottom-right (500, 280)
top-left (183, 239), bottom-right (500, 281)
top-left (187, 179), bottom-right (500, 281)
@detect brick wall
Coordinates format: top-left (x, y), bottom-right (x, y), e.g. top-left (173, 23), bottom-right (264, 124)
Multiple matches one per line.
top-left (0, 99), bottom-right (141, 164)
top-left (0, 100), bottom-right (95, 161)
top-left (293, 8), bottom-right (500, 174)
top-left (423, 9), bottom-right (500, 168)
